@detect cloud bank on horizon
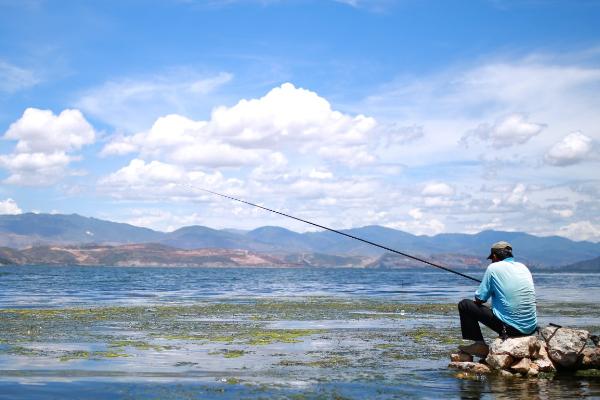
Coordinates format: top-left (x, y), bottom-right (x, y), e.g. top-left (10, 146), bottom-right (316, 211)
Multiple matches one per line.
top-left (0, 0), bottom-right (599, 242)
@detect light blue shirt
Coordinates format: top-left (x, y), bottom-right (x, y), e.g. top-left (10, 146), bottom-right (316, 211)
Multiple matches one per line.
top-left (475, 258), bottom-right (537, 334)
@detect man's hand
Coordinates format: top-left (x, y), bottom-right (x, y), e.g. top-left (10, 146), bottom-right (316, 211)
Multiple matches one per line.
top-left (474, 297), bottom-right (485, 305)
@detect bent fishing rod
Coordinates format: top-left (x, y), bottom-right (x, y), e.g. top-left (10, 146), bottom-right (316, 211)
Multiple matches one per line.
top-left (191, 186), bottom-right (481, 283)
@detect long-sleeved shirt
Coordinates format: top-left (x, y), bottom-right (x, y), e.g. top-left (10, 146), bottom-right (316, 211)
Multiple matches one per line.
top-left (475, 257), bottom-right (537, 334)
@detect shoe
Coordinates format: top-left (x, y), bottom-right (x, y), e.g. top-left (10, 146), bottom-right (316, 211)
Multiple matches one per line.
top-left (458, 342), bottom-right (489, 358)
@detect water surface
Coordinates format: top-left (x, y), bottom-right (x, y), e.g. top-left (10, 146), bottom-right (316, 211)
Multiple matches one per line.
top-left (1, 266), bottom-right (599, 399)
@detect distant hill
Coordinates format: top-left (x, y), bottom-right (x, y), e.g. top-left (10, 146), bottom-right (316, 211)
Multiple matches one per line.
top-left (0, 243), bottom-right (369, 268)
top-left (0, 213), bottom-right (163, 247)
top-left (557, 255), bottom-right (600, 272)
top-left (0, 213), bottom-right (599, 268)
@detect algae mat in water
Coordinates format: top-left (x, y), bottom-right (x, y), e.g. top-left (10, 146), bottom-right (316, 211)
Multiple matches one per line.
top-left (0, 297), bottom-right (599, 399)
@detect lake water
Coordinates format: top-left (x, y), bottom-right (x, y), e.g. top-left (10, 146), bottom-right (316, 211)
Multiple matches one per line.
top-left (1, 266), bottom-right (599, 399)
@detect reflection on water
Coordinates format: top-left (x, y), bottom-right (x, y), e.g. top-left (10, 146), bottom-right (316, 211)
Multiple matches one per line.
top-left (0, 266), bottom-right (599, 399)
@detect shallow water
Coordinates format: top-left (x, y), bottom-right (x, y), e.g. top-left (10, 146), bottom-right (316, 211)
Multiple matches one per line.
top-left (0, 266), bottom-right (599, 399)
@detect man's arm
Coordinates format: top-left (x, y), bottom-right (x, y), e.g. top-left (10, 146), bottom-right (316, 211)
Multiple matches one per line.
top-left (474, 267), bottom-right (493, 304)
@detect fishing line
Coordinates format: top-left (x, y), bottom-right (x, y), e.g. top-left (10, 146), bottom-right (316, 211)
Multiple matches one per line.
top-left (188, 186), bottom-right (481, 283)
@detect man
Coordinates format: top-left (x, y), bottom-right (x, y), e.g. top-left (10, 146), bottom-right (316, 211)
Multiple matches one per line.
top-left (457, 241), bottom-right (537, 357)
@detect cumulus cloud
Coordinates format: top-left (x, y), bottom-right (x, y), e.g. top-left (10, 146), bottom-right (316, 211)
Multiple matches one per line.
top-left (0, 60), bottom-right (40, 93)
top-left (5, 108), bottom-right (95, 153)
top-left (491, 183), bottom-right (528, 209)
top-left (544, 131), bottom-right (594, 166)
top-left (208, 83), bottom-right (376, 148)
top-left (102, 83), bottom-right (379, 169)
top-left (98, 158), bottom-right (242, 200)
top-left (461, 114), bottom-right (546, 148)
top-left (0, 198), bottom-right (21, 214)
top-left (558, 221), bottom-right (600, 242)
top-left (0, 108), bottom-right (95, 185)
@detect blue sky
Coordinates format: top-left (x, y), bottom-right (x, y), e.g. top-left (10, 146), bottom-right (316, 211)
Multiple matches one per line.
top-left (0, 0), bottom-right (599, 241)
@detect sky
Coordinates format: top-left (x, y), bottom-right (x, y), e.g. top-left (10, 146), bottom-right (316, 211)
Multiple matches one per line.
top-left (0, 0), bottom-right (599, 241)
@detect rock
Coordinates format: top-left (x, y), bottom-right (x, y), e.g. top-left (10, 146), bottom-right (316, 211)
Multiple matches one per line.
top-left (541, 326), bottom-right (589, 369)
top-left (532, 341), bottom-right (548, 360)
top-left (527, 362), bottom-right (539, 377)
top-left (451, 352), bottom-right (473, 362)
top-left (534, 355), bottom-right (557, 373)
top-left (489, 336), bottom-right (538, 358)
top-left (582, 348), bottom-right (600, 369)
top-left (486, 354), bottom-right (514, 370)
top-left (500, 369), bottom-right (514, 378)
top-left (511, 357), bottom-right (531, 374)
top-left (448, 361), bottom-right (491, 374)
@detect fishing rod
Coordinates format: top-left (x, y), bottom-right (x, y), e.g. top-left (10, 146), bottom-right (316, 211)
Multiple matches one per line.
top-left (192, 186), bottom-right (481, 283)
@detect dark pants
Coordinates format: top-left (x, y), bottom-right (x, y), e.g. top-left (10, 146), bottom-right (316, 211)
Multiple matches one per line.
top-left (458, 299), bottom-right (526, 342)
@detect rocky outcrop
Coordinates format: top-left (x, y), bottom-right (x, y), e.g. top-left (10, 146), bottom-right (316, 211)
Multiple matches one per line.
top-left (450, 326), bottom-right (599, 378)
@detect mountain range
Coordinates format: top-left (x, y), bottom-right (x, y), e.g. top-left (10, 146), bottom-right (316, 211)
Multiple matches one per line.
top-left (0, 213), bottom-right (599, 269)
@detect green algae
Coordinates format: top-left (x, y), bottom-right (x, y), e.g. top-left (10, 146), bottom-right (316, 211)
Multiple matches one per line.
top-left (5, 346), bottom-right (48, 357)
top-left (246, 329), bottom-right (322, 345)
top-left (375, 344), bottom-right (396, 350)
top-left (224, 350), bottom-right (246, 358)
top-left (109, 339), bottom-right (172, 351)
top-left (575, 369), bottom-right (600, 377)
top-left (59, 350), bottom-right (129, 362)
top-left (2, 296), bottom-right (599, 394)
top-left (209, 349), bottom-right (247, 358)
top-left (279, 355), bottom-right (351, 368)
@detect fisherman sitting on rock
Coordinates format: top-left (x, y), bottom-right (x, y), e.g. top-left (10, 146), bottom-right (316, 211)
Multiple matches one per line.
top-left (457, 241), bottom-right (537, 358)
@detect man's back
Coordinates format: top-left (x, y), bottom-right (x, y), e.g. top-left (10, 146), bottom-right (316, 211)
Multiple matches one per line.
top-left (475, 258), bottom-right (537, 334)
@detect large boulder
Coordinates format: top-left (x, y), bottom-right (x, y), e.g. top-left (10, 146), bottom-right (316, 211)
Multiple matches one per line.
top-left (489, 336), bottom-right (538, 358)
top-left (541, 326), bottom-right (589, 369)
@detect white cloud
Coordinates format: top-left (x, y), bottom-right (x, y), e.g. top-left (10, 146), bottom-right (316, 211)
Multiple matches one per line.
top-left (422, 182), bottom-right (455, 197)
top-left (98, 158), bottom-right (242, 200)
top-left (77, 70), bottom-right (233, 132)
top-left (0, 60), bottom-right (40, 93)
top-left (0, 152), bottom-right (73, 185)
top-left (208, 83), bottom-right (376, 148)
top-left (0, 198), bottom-right (21, 215)
top-left (408, 208), bottom-right (422, 219)
top-left (491, 183), bottom-right (528, 209)
top-left (387, 217), bottom-right (445, 236)
top-left (102, 83), bottom-right (379, 170)
top-left (308, 168), bottom-right (333, 180)
top-left (552, 208), bottom-right (574, 218)
top-left (544, 131), bottom-right (594, 166)
top-left (558, 221), bottom-right (600, 242)
top-left (462, 114), bottom-right (545, 148)
top-left (5, 108), bottom-right (95, 153)
top-left (0, 108), bottom-right (95, 185)
top-left (87, 57), bottom-right (600, 239)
